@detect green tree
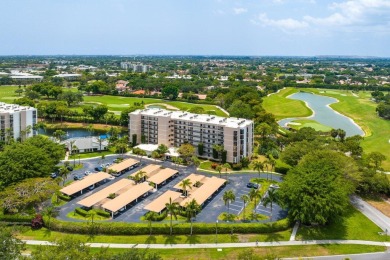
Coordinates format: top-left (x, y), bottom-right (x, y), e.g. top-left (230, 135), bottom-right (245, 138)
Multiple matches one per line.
top-left (223, 163), bottom-right (231, 181)
top-left (191, 156), bottom-right (201, 174)
top-left (0, 226), bottom-right (25, 259)
top-left (240, 194), bottom-right (249, 221)
top-left (223, 190), bottom-right (236, 215)
top-left (165, 197), bottom-right (179, 235)
top-left (177, 143), bottom-right (195, 164)
top-left (253, 161), bottom-right (264, 178)
top-left (162, 85), bottom-right (179, 100)
top-left (144, 211), bottom-right (158, 236)
top-left (185, 199), bottom-right (201, 236)
top-left (53, 129), bottom-right (66, 141)
top-left (212, 144), bottom-right (224, 163)
top-left (262, 188), bottom-right (279, 221)
top-left (179, 178), bottom-right (193, 197)
top-left (216, 165), bottom-right (223, 178)
top-left (249, 188), bottom-right (260, 214)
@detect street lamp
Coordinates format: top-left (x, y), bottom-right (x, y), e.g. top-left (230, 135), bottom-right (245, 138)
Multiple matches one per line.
top-left (215, 220), bottom-right (218, 243)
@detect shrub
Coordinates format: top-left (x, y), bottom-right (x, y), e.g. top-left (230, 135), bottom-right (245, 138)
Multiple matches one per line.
top-left (0, 213), bottom-right (33, 223)
top-left (211, 163), bottom-right (218, 169)
top-left (31, 214), bottom-right (44, 229)
top-left (232, 163), bottom-right (242, 171)
top-left (221, 150), bottom-right (227, 164)
top-left (95, 209), bottom-right (110, 218)
top-left (75, 207), bottom-right (89, 217)
top-left (240, 157), bottom-right (250, 168)
top-left (58, 194), bottom-right (71, 201)
top-left (275, 160), bottom-right (292, 174)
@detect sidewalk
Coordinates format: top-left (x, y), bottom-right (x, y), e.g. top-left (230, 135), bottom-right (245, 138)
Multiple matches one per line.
top-left (23, 239), bottom-right (390, 249)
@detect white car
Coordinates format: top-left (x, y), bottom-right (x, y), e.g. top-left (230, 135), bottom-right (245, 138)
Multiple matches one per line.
top-left (84, 171), bottom-right (92, 176)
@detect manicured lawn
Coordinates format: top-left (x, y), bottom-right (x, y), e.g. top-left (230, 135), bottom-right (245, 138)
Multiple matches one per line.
top-left (308, 88), bottom-right (390, 170)
top-left (288, 119), bottom-right (332, 132)
top-left (0, 85), bottom-right (19, 102)
top-left (296, 204), bottom-right (390, 242)
top-left (262, 88), bottom-right (312, 119)
top-left (24, 244), bottom-right (386, 259)
top-left (18, 227), bottom-right (291, 244)
top-left (72, 150), bottom-right (119, 160)
top-left (83, 95), bottom-right (228, 117)
top-left (66, 210), bottom-right (110, 221)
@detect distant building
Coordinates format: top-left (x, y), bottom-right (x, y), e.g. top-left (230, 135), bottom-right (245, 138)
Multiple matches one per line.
top-left (62, 136), bottom-right (109, 154)
top-left (120, 62), bottom-right (150, 73)
top-left (0, 102), bottom-right (37, 141)
top-left (9, 71), bottom-right (43, 82)
top-left (53, 73), bottom-right (82, 80)
top-left (129, 108), bottom-right (254, 163)
top-left (115, 80), bottom-right (130, 92)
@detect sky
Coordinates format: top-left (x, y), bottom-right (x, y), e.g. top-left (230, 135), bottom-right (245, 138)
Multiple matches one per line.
top-left (1, 0), bottom-right (390, 56)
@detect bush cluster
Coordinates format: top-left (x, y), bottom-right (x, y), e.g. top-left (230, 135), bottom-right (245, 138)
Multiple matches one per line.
top-left (95, 209), bottom-right (110, 218)
top-left (232, 163), bottom-right (242, 171)
top-left (58, 194), bottom-right (71, 201)
top-left (31, 214), bottom-right (44, 229)
top-left (75, 207), bottom-right (89, 217)
top-left (0, 213), bottom-right (33, 223)
top-left (211, 163), bottom-right (218, 169)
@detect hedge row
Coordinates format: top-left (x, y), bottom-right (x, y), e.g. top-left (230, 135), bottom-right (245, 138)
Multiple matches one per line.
top-left (45, 217), bottom-right (290, 236)
top-left (0, 213), bottom-right (34, 223)
top-left (95, 209), bottom-right (110, 218)
top-left (75, 207), bottom-right (89, 217)
top-left (58, 194), bottom-right (71, 201)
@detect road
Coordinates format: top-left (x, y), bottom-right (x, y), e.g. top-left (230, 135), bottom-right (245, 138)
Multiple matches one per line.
top-left (350, 195), bottom-right (390, 233)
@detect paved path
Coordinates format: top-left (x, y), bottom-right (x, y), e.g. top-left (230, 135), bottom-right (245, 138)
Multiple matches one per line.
top-left (351, 195), bottom-right (390, 234)
top-left (285, 251), bottom-right (390, 260)
top-left (22, 239), bottom-right (390, 249)
top-left (289, 221), bottom-right (299, 241)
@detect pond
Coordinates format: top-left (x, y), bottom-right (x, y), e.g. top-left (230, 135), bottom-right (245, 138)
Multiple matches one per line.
top-left (278, 92), bottom-right (364, 137)
top-left (39, 128), bottom-right (115, 139)
top-left (147, 104), bottom-right (165, 109)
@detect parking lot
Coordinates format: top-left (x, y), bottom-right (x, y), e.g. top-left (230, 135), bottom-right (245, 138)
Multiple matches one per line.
top-left (57, 155), bottom-right (287, 223)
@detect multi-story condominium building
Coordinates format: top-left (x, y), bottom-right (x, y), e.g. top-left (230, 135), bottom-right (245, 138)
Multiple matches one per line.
top-left (0, 102), bottom-right (37, 142)
top-left (129, 108), bottom-right (254, 163)
top-left (120, 62), bottom-right (150, 73)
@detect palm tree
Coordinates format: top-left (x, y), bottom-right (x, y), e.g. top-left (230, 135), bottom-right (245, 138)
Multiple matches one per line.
top-left (133, 170), bottom-right (147, 184)
top-left (223, 190), bottom-right (236, 215)
top-left (262, 188), bottom-right (279, 221)
top-left (72, 145), bottom-right (79, 167)
top-left (43, 206), bottom-right (56, 229)
top-left (268, 157), bottom-right (276, 181)
top-left (240, 194), bottom-right (249, 221)
top-left (264, 159), bottom-right (270, 180)
top-left (144, 211), bottom-right (158, 236)
top-left (215, 165), bottom-right (222, 178)
top-left (212, 144), bottom-right (224, 164)
top-left (165, 197), bottom-right (179, 235)
top-left (87, 211), bottom-right (97, 224)
top-left (249, 188), bottom-right (260, 214)
top-left (59, 166), bottom-right (70, 186)
top-left (253, 161), bottom-right (264, 179)
top-left (179, 178), bottom-right (193, 197)
top-left (223, 163), bottom-right (231, 181)
top-left (185, 199), bottom-right (201, 236)
top-left (191, 156), bottom-right (201, 174)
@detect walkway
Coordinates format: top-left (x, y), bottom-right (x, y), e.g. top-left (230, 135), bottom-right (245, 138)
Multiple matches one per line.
top-left (22, 239), bottom-right (390, 249)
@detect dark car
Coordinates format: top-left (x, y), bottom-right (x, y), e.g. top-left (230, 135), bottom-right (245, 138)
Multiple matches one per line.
top-left (73, 175), bottom-right (83, 181)
top-left (94, 166), bottom-right (103, 172)
top-left (67, 166), bottom-right (73, 171)
top-left (247, 182), bottom-right (259, 189)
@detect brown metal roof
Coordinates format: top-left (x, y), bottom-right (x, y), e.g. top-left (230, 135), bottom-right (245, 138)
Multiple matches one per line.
top-left (144, 190), bottom-right (182, 213)
top-left (180, 177), bottom-right (226, 207)
top-left (77, 179), bottom-right (134, 208)
top-left (102, 182), bottom-right (153, 212)
top-left (147, 168), bottom-right (178, 185)
top-left (173, 173), bottom-right (207, 190)
top-left (130, 164), bottom-right (161, 178)
top-left (60, 172), bottom-right (111, 196)
top-left (106, 158), bottom-right (139, 173)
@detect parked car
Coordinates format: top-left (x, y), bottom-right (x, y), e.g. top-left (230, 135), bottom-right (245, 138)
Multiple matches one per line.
top-left (95, 166), bottom-right (103, 172)
top-left (84, 171), bottom-right (92, 176)
top-left (73, 175), bottom-right (83, 181)
top-left (50, 172), bottom-right (58, 179)
top-left (88, 185), bottom-right (95, 191)
top-left (67, 166), bottom-right (73, 171)
top-left (246, 182), bottom-right (259, 189)
top-left (270, 184), bottom-right (280, 189)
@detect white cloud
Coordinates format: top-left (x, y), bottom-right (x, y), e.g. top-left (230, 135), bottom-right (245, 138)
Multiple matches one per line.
top-left (253, 0), bottom-right (390, 34)
top-left (233, 7), bottom-right (248, 15)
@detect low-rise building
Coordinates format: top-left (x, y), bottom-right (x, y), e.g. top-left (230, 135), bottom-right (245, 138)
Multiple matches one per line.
top-left (62, 136), bottom-right (109, 154)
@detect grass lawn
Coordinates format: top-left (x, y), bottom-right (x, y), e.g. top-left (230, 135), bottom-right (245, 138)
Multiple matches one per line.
top-left (308, 88), bottom-right (390, 170)
top-left (66, 210), bottom-right (110, 221)
top-left (0, 85), bottom-right (19, 102)
top-left (296, 204), bottom-right (390, 242)
top-left (44, 121), bottom-right (127, 132)
top-left (24, 244), bottom-right (386, 259)
top-left (18, 227), bottom-right (291, 244)
top-left (287, 119), bottom-right (332, 132)
top-left (262, 88), bottom-right (312, 120)
top-left (83, 95), bottom-right (228, 117)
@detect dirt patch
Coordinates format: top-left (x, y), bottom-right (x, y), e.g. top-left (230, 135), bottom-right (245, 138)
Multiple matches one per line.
top-left (366, 197), bottom-right (390, 217)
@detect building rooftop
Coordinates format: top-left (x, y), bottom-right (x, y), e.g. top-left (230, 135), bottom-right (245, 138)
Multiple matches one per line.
top-left (53, 73), bottom-right (81, 78)
top-left (130, 108), bottom-right (253, 128)
top-left (61, 136), bottom-right (108, 151)
top-left (0, 102), bottom-right (36, 113)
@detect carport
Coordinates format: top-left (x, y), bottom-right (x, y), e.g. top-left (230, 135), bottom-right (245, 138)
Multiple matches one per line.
top-left (129, 164), bottom-right (161, 180)
top-left (77, 179), bottom-right (134, 208)
top-left (144, 190), bottom-right (182, 214)
top-left (180, 176), bottom-right (226, 207)
top-left (60, 172), bottom-right (111, 197)
top-left (147, 168), bottom-right (179, 190)
top-left (173, 173), bottom-right (206, 192)
top-left (102, 182), bottom-right (153, 218)
top-left (106, 158), bottom-right (140, 175)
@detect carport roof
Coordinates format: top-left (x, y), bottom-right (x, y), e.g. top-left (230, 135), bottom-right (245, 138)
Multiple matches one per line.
top-left (144, 190), bottom-right (182, 213)
top-left (180, 177), bottom-right (226, 207)
top-left (77, 179), bottom-right (134, 208)
top-left (147, 168), bottom-right (178, 185)
top-left (60, 172), bottom-right (111, 196)
top-left (173, 173), bottom-right (206, 190)
top-left (107, 158), bottom-right (139, 173)
top-left (130, 164), bottom-right (161, 178)
top-left (102, 182), bottom-right (153, 213)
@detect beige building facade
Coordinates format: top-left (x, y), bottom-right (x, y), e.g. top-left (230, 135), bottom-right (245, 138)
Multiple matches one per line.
top-left (0, 102), bottom-right (37, 142)
top-left (129, 108), bottom-right (254, 163)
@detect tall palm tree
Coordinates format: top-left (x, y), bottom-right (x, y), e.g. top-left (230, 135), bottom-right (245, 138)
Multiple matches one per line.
top-left (72, 145), bottom-right (78, 167)
top-left (185, 199), bottom-right (201, 236)
top-left (191, 156), bottom-right (201, 174)
top-left (262, 188), bottom-right (279, 221)
top-left (249, 188), bottom-right (260, 213)
top-left (43, 206), bottom-right (56, 229)
top-left (253, 161), bottom-right (264, 179)
top-left (223, 190), bottom-right (236, 215)
top-left (268, 158), bottom-right (276, 181)
top-left (144, 211), bottom-right (158, 236)
top-left (59, 167), bottom-right (70, 186)
top-left (133, 170), bottom-right (147, 184)
top-left (264, 160), bottom-right (270, 180)
top-left (223, 163), bottom-right (231, 181)
top-left (212, 144), bottom-right (224, 164)
top-left (165, 197), bottom-right (179, 235)
top-left (240, 194), bottom-right (249, 221)
top-left (179, 178), bottom-right (193, 197)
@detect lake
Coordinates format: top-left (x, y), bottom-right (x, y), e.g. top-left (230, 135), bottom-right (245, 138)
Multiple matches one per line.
top-left (39, 128), bottom-right (118, 139)
top-left (278, 92), bottom-right (364, 137)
